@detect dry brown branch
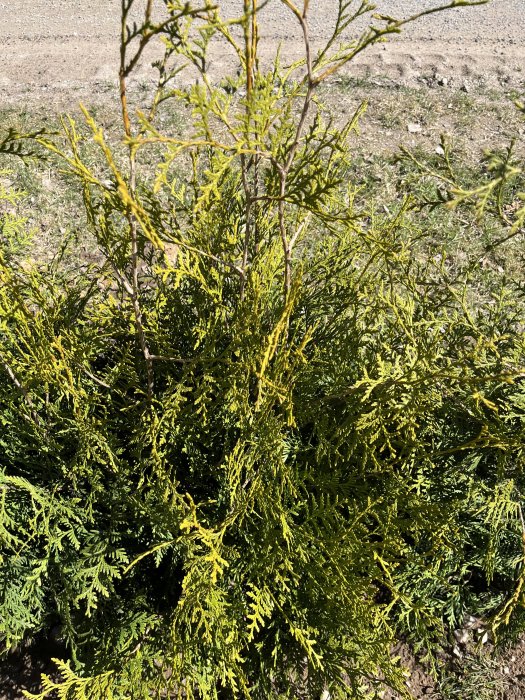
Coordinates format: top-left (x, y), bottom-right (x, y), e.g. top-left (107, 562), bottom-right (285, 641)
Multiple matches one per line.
top-left (119, 0), bottom-right (155, 402)
top-left (1, 359), bottom-right (43, 427)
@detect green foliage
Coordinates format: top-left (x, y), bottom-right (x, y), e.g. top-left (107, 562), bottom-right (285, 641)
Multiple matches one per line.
top-left (1, 1), bottom-right (524, 698)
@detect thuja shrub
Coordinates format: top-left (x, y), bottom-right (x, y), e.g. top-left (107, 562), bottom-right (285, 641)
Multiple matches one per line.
top-left (0, 1), bottom-right (524, 698)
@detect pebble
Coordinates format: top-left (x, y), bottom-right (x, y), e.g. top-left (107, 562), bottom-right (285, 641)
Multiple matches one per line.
top-left (407, 122), bottom-right (422, 134)
top-left (453, 629), bottom-right (469, 645)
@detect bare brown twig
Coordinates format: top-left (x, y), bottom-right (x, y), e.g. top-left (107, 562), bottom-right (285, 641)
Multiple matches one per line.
top-left (119, 0), bottom-right (155, 402)
top-left (1, 359), bottom-right (43, 427)
top-left (277, 0), bottom-right (315, 299)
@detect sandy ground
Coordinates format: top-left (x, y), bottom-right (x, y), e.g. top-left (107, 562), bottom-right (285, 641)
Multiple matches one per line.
top-left (0, 0), bottom-right (524, 107)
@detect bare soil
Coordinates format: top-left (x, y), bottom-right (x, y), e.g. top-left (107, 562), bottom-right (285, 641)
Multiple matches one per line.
top-left (0, 0), bottom-right (524, 108)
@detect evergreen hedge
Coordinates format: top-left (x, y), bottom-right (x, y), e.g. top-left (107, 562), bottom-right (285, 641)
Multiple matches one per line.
top-left (0, 1), bottom-right (524, 698)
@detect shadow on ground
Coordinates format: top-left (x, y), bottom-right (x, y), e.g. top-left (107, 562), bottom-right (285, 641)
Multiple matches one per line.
top-left (0, 637), bottom-right (66, 700)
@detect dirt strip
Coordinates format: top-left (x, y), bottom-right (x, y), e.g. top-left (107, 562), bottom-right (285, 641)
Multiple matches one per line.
top-left (0, 0), bottom-right (524, 107)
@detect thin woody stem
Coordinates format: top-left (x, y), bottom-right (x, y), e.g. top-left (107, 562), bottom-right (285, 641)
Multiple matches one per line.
top-left (278, 0), bottom-right (315, 300)
top-left (240, 155), bottom-right (253, 301)
top-left (1, 359), bottom-right (43, 427)
top-left (120, 0), bottom-right (155, 402)
top-left (240, 0), bottom-right (260, 301)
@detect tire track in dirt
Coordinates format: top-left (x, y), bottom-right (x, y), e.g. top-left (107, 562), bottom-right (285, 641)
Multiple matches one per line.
top-left (0, 0), bottom-right (523, 106)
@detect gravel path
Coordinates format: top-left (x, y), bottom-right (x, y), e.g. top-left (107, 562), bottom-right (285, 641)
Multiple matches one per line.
top-left (0, 0), bottom-right (523, 106)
